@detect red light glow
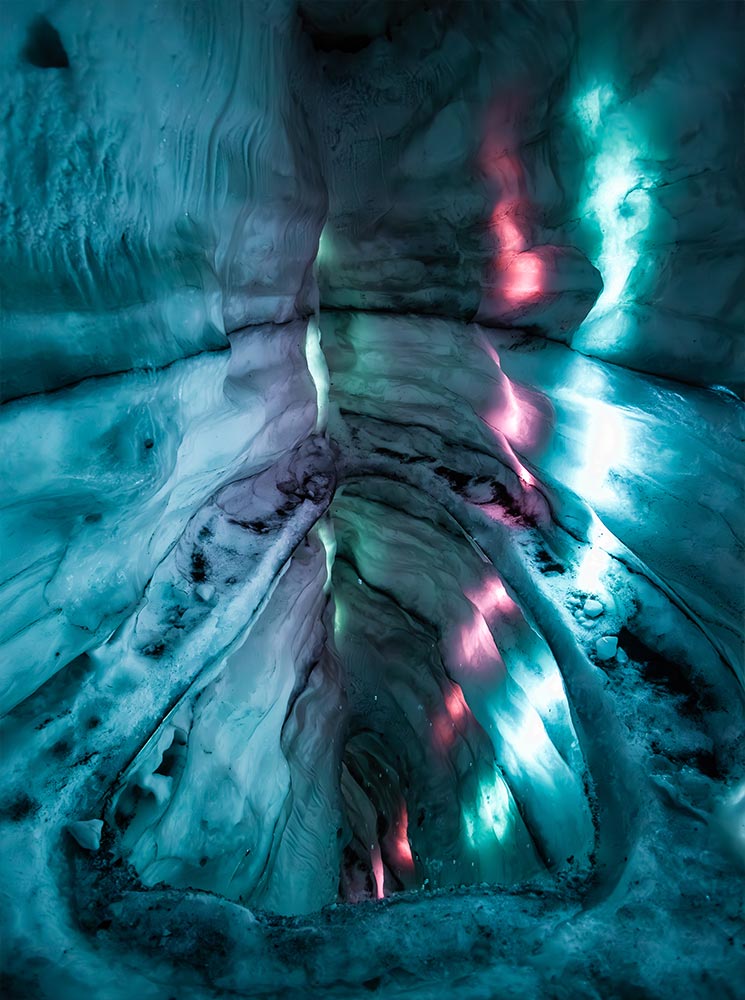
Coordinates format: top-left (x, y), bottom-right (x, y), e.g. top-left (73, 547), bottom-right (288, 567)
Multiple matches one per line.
top-left (433, 682), bottom-right (472, 750)
top-left (391, 805), bottom-right (415, 873)
top-left (444, 683), bottom-right (469, 724)
top-left (457, 610), bottom-right (500, 669)
top-left (478, 337), bottom-right (539, 486)
top-left (481, 105), bottom-right (546, 308)
top-left (450, 575), bottom-right (518, 675)
top-left (503, 250), bottom-right (544, 303)
top-left (371, 843), bottom-right (385, 900)
top-left (468, 576), bottom-right (517, 617)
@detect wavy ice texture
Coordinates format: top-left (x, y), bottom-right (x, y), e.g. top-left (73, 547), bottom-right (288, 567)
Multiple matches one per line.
top-left (0, 321), bottom-right (318, 713)
top-left (0, 1), bottom-right (325, 400)
top-left (310, 1), bottom-right (744, 391)
top-left (0, 1), bottom-right (743, 998)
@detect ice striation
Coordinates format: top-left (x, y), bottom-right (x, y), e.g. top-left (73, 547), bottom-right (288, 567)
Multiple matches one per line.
top-left (0, 1), bottom-right (743, 998)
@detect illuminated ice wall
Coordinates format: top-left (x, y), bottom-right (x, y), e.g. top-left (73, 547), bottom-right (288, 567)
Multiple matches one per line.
top-left (0, 2), bottom-right (743, 998)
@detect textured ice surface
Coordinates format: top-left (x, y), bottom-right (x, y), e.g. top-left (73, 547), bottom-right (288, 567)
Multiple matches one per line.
top-left (0, 1), bottom-right (743, 998)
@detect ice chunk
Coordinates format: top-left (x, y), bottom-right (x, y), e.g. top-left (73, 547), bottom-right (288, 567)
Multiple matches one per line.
top-left (67, 819), bottom-right (103, 851)
top-left (595, 636), bottom-right (618, 661)
top-left (583, 598), bottom-right (604, 619)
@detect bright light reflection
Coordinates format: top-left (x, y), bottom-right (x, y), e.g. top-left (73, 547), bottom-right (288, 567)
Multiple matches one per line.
top-left (528, 669), bottom-right (567, 720)
top-left (478, 774), bottom-right (511, 839)
top-left (316, 226), bottom-right (333, 268)
top-left (333, 598), bottom-right (346, 636)
top-left (502, 250), bottom-right (545, 304)
top-left (317, 517), bottom-right (336, 594)
top-left (465, 772), bottom-right (511, 845)
top-left (570, 397), bottom-right (628, 502)
top-left (479, 338), bottom-right (538, 487)
top-left (575, 519), bottom-right (614, 592)
top-left (468, 576), bottom-right (517, 618)
top-left (509, 706), bottom-right (548, 768)
top-left (574, 84), bottom-right (659, 334)
top-left (305, 317), bottom-right (329, 433)
top-left (481, 340), bottom-right (538, 450)
top-left (574, 85), bottom-right (614, 135)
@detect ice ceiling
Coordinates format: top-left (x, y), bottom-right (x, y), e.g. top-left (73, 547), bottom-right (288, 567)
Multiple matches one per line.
top-left (0, 1), bottom-right (743, 997)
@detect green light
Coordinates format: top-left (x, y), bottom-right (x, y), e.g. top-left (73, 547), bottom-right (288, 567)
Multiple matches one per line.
top-left (316, 226), bottom-right (334, 268)
top-left (317, 517), bottom-right (336, 594)
top-left (464, 770), bottom-right (512, 846)
top-left (573, 84), bottom-right (659, 340)
top-left (477, 774), bottom-right (510, 839)
top-left (305, 318), bottom-right (329, 433)
top-left (589, 158), bottom-right (652, 314)
top-left (574, 84), bottom-right (613, 135)
top-left (333, 595), bottom-right (346, 636)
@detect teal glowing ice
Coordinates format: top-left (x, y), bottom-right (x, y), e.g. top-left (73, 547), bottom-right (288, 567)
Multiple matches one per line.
top-left (574, 84), bottom-right (659, 341)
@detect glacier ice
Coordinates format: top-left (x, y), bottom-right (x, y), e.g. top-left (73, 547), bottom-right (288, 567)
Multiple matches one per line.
top-left (0, 1), bottom-right (743, 998)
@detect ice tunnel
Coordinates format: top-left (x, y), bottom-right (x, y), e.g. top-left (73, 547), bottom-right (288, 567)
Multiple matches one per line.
top-left (0, 1), bottom-right (743, 997)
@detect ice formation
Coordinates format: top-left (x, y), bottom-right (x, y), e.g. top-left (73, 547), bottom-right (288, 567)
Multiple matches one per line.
top-left (0, 1), bottom-right (743, 997)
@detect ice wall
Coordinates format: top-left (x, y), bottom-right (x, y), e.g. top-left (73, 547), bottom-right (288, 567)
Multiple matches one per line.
top-left (307, 1), bottom-right (744, 390)
top-left (0, 0), bottom-right (324, 401)
top-left (0, 2), bottom-right (743, 998)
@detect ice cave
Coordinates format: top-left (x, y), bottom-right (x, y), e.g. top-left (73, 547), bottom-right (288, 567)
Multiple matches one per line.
top-left (0, 1), bottom-right (743, 997)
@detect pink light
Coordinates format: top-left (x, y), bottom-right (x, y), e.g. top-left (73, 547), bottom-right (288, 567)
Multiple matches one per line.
top-left (492, 212), bottom-right (525, 254)
top-left (448, 578), bottom-right (517, 677)
top-left (371, 843), bottom-right (385, 900)
top-left (502, 381), bottom-right (523, 440)
top-left (481, 339), bottom-right (501, 368)
top-left (484, 371), bottom-right (525, 443)
top-left (502, 251), bottom-right (544, 303)
top-left (433, 683), bottom-right (472, 750)
top-left (481, 399), bottom-right (537, 486)
top-left (478, 336), bottom-right (539, 465)
top-left (469, 576), bottom-right (516, 617)
top-left (391, 805), bottom-right (415, 872)
top-left (480, 104), bottom-right (546, 309)
top-left (480, 502), bottom-right (518, 525)
top-left (433, 711), bottom-right (456, 748)
top-left (516, 463), bottom-right (536, 487)
top-left (457, 610), bottom-right (500, 669)
top-left (444, 683), bottom-right (469, 725)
